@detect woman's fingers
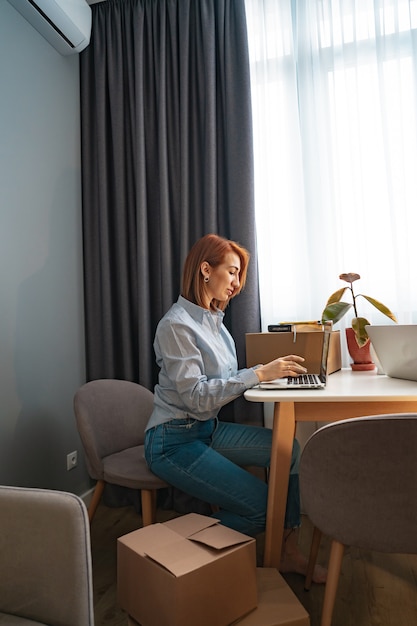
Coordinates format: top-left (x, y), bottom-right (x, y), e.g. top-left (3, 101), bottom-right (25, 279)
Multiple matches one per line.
top-left (279, 356), bottom-right (307, 375)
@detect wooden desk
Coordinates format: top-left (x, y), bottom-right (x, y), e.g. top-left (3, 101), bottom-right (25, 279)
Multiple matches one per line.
top-left (244, 369), bottom-right (417, 567)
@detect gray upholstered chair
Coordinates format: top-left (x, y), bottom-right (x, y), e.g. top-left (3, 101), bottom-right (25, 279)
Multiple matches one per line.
top-left (74, 379), bottom-right (168, 525)
top-left (300, 413), bottom-right (417, 626)
top-left (0, 485), bottom-right (94, 625)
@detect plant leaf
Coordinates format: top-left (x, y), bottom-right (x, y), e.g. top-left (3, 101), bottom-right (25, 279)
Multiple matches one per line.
top-left (352, 317), bottom-right (370, 347)
top-left (325, 287), bottom-right (348, 306)
top-left (339, 272), bottom-right (360, 284)
top-left (322, 301), bottom-right (352, 324)
top-left (360, 295), bottom-right (398, 322)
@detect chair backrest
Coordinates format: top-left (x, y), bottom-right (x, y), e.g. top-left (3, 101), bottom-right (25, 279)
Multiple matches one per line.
top-left (0, 485), bottom-right (94, 626)
top-left (74, 379), bottom-right (154, 480)
top-left (300, 413), bottom-right (417, 554)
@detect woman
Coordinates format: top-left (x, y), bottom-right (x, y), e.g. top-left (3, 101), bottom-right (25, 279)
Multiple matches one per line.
top-left (144, 233), bottom-right (325, 582)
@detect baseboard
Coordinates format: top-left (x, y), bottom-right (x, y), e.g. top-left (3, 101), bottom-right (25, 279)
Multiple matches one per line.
top-left (80, 487), bottom-right (94, 507)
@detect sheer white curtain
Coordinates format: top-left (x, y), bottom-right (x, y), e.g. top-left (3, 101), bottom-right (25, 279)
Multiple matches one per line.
top-left (246, 0), bottom-right (417, 365)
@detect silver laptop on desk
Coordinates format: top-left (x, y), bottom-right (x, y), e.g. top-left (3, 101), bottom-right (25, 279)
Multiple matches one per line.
top-left (366, 324), bottom-right (417, 382)
top-left (258, 327), bottom-right (331, 390)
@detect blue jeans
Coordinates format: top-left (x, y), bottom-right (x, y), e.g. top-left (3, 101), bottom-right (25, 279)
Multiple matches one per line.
top-left (144, 417), bottom-right (301, 537)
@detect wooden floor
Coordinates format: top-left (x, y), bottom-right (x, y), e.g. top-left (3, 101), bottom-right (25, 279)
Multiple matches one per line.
top-left (91, 503), bottom-right (417, 626)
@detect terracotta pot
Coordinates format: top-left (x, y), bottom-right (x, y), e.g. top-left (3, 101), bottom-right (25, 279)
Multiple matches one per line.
top-left (345, 328), bottom-right (375, 371)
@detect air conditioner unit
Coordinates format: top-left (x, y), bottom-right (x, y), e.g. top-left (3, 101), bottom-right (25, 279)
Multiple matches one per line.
top-left (7, 0), bottom-right (92, 56)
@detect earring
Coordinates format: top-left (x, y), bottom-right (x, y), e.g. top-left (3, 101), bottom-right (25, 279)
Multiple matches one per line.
top-left (204, 276), bottom-right (209, 283)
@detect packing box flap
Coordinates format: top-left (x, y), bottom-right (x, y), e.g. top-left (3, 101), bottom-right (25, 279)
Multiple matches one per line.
top-left (163, 512), bottom-right (219, 536)
top-left (118, 523), bottom-right (178, 556)
top-left (190, 523), bottom-right (254, 550)
top-left (164, 512), bottom-right (252, 548)
top-left (143, 518), bottom-right (254, 577)
top-left (144, 537), bottom-right (215, 577)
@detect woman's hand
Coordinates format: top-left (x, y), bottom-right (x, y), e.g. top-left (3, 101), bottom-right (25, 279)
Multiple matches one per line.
top-left (255, 355), bottom-right (307, 383)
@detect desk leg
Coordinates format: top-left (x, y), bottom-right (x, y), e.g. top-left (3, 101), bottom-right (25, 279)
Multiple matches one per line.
top-left (263, 401), bottom-right (296, 568)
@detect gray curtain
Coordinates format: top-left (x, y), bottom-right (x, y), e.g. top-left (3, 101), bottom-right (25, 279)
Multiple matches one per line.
top-left (80, 0), bottom-right (262, 425)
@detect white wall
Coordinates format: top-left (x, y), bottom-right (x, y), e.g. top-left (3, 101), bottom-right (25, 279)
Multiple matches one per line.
top-left (0, 1), bottom-right (91, 495)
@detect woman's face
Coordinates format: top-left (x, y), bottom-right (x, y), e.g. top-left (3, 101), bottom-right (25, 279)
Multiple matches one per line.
top-left (201, 252), bottom-right (241, 308)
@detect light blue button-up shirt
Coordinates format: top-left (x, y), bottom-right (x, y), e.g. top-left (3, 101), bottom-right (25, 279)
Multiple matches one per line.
top-left (146, 295), bottom-right (260, 430)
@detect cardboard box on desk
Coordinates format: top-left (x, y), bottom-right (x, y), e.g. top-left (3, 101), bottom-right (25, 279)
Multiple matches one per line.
top-left (118, 513), bottom-right (258, 626)
top-left (246, 329), bottom-right (341, 375)
top-left (231, 568), bottom-right (310, 626)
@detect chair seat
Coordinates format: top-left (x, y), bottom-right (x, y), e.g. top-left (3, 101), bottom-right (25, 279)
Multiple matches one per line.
top-left (0, 613), bottom-right (48, 625)
top-left (103, 445), bottom-right (168, 490)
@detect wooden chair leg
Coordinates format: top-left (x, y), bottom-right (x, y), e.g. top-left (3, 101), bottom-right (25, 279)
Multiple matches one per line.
top-left (141, 489), bottom-right (156, 526)
top-left (88, 479), bottom-right (105, 523)
top-left (320, 540), bottom-right (345, 626)
top-left (305, 526), bottom-right (322, 591)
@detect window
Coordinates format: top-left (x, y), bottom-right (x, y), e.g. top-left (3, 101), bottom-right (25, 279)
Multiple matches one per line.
top-left (246, 0), bottom-right (417, 362)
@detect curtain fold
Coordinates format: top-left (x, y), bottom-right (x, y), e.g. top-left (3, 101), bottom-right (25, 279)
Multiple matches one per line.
top-left (80, 0), bottom-right (261, 424)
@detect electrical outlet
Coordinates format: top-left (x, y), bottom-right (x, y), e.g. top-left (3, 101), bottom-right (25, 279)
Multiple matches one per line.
top-left (66, 450), bottom-right (78, 471)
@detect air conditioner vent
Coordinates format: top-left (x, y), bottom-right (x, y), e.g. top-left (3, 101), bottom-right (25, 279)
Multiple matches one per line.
top-left (7, 0), bottom-right (92, 55)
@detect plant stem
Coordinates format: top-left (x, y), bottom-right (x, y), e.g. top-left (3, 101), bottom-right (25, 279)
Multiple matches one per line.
top-left (350, 285), bottom-right (358, 317)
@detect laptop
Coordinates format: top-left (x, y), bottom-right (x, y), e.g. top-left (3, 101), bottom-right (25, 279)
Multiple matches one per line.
top-left (258, 327), bottom-right (331, 390)
top-left (365, 324), bottom-right (417, 382)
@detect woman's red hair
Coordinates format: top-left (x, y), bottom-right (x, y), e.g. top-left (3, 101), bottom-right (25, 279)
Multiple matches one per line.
top-left (181, 234), bottom-right (250, 311)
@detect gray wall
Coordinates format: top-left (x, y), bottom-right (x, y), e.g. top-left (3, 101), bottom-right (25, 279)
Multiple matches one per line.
top-left (0, 1), bottom-right (91, 496)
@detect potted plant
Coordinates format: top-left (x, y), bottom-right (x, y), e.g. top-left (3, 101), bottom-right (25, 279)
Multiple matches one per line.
top-left (321, 273), bottom-right (398, 369)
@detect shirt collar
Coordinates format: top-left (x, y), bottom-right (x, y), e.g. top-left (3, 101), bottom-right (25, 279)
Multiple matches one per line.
top-left (177, 295), bottom-right (224, 328)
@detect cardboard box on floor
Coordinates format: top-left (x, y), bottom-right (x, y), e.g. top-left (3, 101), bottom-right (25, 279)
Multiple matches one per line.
top-left (118, 513), bottom-right (257, 626)
top-left (231, 568), bottom-right (310, 626)
top-left (246, 329), bottom-right (341, 375)
top-left (127, 567), bottom-right (309, 626)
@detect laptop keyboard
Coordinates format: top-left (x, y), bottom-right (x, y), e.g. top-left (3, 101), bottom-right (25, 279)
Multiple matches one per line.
top-left (287, 374), bottom-right (320, 385)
